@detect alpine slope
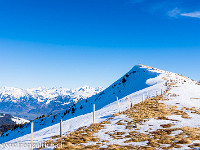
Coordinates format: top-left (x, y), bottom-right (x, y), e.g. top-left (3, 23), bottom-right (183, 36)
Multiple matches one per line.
top-left (0, 64), bottom-right (200, 150)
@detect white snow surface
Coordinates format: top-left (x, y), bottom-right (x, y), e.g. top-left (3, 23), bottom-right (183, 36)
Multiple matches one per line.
top-left (11, 117), bottom-right (30, 125)
top-left (0, 64), bottom-right (200, 150)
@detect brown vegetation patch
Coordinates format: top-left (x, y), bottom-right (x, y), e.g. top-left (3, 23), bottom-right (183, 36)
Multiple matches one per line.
top-left (52, 135), bottom-right (60, 139)
top-left (160, 123), bottom-right (174, 128)
top-left (148, 126), bottom-right (200, 148)
top-left (188, 143), bottom-right (200, 148)
top-left (170, 94), bottom-right (179, 97)
top-left (124, 132), bottom-right (150, 143)
top-left (53, 122), bottom-right (106, 149)
top-left (121, 96), bottom-right (172, 124)
top-left (115, 120), bottom-right (125, 125)
top-left (182, 107), bottom-right (200, 115)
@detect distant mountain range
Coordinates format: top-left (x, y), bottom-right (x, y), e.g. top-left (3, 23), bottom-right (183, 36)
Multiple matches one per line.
top-left (0, 86), bottom-right (104, 120)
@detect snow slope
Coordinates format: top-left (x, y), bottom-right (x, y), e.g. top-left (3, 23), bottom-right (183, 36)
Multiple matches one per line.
top-left (0, 65), bottom-right (163, 146)
top-left (0, 64), bottom-right (199, 150)
top-left (11, 117), bottom-right (30, 125)
top-left (0, 86), bottom-right (104, 120)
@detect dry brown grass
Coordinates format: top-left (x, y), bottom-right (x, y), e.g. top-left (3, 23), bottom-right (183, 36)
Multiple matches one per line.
top-left (160, 123), bottom-right (174, 128)
top-left (119, 95), bottom-right (175, 125)
top-left (188, 143), bottom-right (200, 148)
top-left (182, 106), bottom-right (200, 115)
top-left (52, 122), bottom-right (106, 149)
top-left (148, 126), bottom-right (200, 148)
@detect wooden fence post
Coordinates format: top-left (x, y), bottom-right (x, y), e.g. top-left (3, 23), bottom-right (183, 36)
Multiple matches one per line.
top-left (116, 97), bottom-right (121, 113)
top-left (130, 96), bottom-right (132, 107)
top-left (93, 104), bottom-right (95, 124)
top-left (60, 119), bottom-right (63, 137)
top-left (31, 122), bottom-right (33, 150)
top-left (156, 91), bottom-right (157, 96)
top-left (161, 89), bottom-right (163, 95)
top-left (127, 97), bottom-right (130, 109)
top-left (142, 94), bottom-right (145, 102)
top-left (132, 96), bottom-right (134, 106)
top-left (128, 97), bottom-right (130, 109)
top-left (126, 98), bottom-right (128, 109)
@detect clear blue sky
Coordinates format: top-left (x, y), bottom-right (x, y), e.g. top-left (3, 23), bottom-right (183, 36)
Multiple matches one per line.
top-left (0, 0), bottom-right (200, 89)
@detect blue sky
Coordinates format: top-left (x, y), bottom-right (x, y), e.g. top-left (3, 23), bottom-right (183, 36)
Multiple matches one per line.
top-left (0, 0), bottom-right (200, 89)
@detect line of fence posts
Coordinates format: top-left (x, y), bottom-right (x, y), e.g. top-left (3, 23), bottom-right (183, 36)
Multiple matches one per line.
top-left (30, 89), bottom-right (166, 148)
top-left (155, 89), bottom-right (164, 97)
top-left (117, 95), bottom-right (135, 113)
top-left (116, 89), bottom-right (165, 113)
top-left (117, 92), bottom-right (162, 111)
top-left (30, 119), bottom-right (64, 149)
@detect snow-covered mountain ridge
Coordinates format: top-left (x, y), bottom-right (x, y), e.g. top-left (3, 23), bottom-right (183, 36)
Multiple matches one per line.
top-left (0, 86), bottom-right (104, 120)
top-left (0, 64), bottom-right (162, 144)
top-left (1, 64), bottom-right (200, 150)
